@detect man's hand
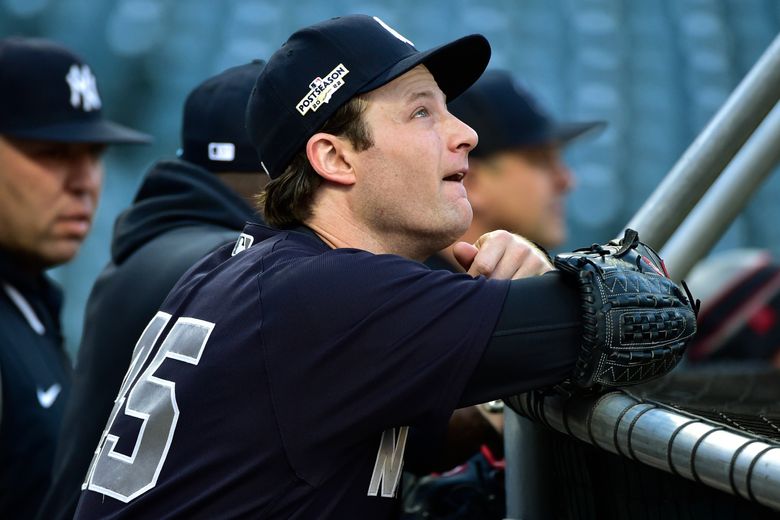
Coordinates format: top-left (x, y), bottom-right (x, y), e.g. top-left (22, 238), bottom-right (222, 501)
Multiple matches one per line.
top-left (452, 230), bottom-right (554, 280)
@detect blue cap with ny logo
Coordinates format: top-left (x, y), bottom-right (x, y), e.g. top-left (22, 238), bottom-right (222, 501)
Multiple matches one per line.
top-left (0, 37), bottom-right (150, 144)
top-left (246, 14), bottom-right (491, 179)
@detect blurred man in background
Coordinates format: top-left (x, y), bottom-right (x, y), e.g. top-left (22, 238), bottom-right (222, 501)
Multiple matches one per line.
top-left (0, 36), bottom-right (149, 518)
top-left (37, 60), bottom-right (267, 520)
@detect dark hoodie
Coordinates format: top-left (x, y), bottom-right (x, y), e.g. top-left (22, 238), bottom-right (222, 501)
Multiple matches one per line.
top-left (37, 159), bottom-right (261, 520)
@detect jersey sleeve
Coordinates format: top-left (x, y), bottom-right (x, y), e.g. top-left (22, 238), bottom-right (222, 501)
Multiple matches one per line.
top-left (258, 250), bottom-right (509, 483)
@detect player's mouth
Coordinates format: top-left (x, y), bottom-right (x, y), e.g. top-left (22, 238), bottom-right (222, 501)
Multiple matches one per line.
top-left (56, 213), bottom-right (92, 237)
top-left (443, 170), bottom-right (466, 182)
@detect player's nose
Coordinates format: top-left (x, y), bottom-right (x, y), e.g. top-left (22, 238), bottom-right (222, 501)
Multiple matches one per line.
top-left (447, 112), bottom-right (478, 154)
top-left (556, 163), bottom-right (574, 192)
top-left (64, 147), bottom-right (103, 195)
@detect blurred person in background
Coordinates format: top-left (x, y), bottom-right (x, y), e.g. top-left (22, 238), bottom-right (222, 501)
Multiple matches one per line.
top-left (36, 60), bottom-right (267, 520)
top-left (0, 36), bottom-right (149, 518)
top-left (685, 249), bottom-right (780, 366)
top-left (409, 69), bottom-right (604, 520)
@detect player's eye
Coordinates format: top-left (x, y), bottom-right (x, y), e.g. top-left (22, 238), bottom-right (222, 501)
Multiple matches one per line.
top-left (87, 143), bottom-right (108, 159)
top-left (33, 145), bottom-right (69, 160)
top-left (412, 107), bottom-right (429, 119)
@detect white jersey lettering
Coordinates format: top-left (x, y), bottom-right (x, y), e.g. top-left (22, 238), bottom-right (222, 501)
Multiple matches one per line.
top-left (367, 426), bottom-right (408, 498)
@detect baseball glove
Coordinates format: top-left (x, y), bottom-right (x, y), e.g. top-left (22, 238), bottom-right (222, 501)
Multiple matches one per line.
top-left (553, 229), bottom-right (698, 392)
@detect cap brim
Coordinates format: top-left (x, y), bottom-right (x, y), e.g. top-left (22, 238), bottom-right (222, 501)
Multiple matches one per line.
top-left (359, 34), bottom-right (491, 103)
top-left (3, 119), bottom-right (151, 144)
top-left (552, 120), bottom-right (606, 144)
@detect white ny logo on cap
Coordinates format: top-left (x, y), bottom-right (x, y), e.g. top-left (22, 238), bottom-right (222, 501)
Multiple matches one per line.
top-left (65, 64), bottom-right (102, 112)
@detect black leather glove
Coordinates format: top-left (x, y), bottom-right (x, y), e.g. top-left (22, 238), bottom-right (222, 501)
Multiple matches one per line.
top-left (553, 229), bottom-right (698, 391)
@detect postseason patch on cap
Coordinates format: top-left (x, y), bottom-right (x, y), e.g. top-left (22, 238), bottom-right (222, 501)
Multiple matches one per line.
top-left (296, 63), bottom-right (350, 116)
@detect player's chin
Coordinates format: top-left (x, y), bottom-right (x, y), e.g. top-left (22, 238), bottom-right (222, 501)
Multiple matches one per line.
top-left (426, 205), bottom-right (471, 248)
top-left (542, 225), bottom-right (566, 249)
top-left (445, 206), bottom-right (472, 243)
top-left (37, 238), bottom-right (83, 267)
top-left (451, 198), bottom-right (472, 229)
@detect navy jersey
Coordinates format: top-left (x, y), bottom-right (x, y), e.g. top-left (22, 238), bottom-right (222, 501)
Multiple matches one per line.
top-left (74, 223), bottom-right (509, 519)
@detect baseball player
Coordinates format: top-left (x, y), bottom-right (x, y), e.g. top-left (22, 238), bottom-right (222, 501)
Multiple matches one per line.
top-left (37, 60), bottom-right (266, 520)
top-left (0, 37), bottom-right (149, 519)
top-left (74, 15), bottom-right (696, 519)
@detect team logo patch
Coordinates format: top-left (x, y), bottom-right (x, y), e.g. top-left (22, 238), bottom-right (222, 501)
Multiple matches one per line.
top-left (296, 63), bottom-right (350, 116)
top-left (65, 64), bottom-right (102, 112)
top-left (208, 142), bottom-right (235, 162)
top-left (37, 383), bottom-right (62, 409)
top-left (231, 233), bottom-right (254, 256)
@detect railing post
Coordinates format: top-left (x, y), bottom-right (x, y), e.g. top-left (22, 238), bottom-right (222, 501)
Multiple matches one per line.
top-left (662, 101), bottom-right (780, 281)
top-left (624, 33), bottom-right (780, 249)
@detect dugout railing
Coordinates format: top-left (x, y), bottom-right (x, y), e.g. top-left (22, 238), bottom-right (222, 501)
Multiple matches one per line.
top-left (504, 32), bottom-right (780, 519)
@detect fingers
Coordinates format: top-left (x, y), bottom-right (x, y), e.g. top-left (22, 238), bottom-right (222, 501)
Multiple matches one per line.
top-left (467, 230), bottom-right (554, 280)
top-left (467, 233), bottom-right (522, 279)
top-left (509, 246), bottom-right (554, 279)
top-left (452, 241), bottom-right (479, 271)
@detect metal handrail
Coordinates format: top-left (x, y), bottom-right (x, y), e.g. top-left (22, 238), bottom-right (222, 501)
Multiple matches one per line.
top-left (506, 391), bottom-right (780, 511)
top-left (623, 33), bottom-right (780, 250)
top-left (662, 101), bottom-right (780, 281)
top-left (506, 32), bottom-right (780, 520)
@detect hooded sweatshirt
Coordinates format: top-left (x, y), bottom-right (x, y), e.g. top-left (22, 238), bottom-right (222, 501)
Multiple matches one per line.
top-left (37, 159), bottom-right (261, 520)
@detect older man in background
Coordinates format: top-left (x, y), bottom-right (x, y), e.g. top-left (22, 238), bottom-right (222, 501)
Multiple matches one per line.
top-left (0, 36), bottom-right (149, 518)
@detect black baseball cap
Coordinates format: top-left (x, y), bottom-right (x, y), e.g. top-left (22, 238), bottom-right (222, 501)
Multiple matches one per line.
top-left (180, 59), bottom-right (265, 173)
top-left (448, 69), bottom-right (605, 158)
top-left (246, 14), bottom-right (491, 179)
top-left (0, 37), bottom-right (150, 144)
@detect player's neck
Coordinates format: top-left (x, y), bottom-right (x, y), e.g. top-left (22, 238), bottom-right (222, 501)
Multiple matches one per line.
top-left (304, 208), bottom-right (401, 258)
top-left (306, 193), bottom-right (446, 260)
top-left (306, 219), bottom-right (434, 261)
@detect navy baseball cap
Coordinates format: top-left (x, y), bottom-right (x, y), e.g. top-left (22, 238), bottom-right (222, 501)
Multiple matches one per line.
top-left (0, 37), bottom-right (150, 144)
top-left (246, 14), bottom-right (491, 179)
top-left (180, 59), bottom-right (265, 173)
top-left (448, 69), bottom-right (605, 158)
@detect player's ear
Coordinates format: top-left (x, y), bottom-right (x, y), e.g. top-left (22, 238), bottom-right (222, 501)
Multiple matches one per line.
top-left (306, 132), bottom-right (356, 186)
